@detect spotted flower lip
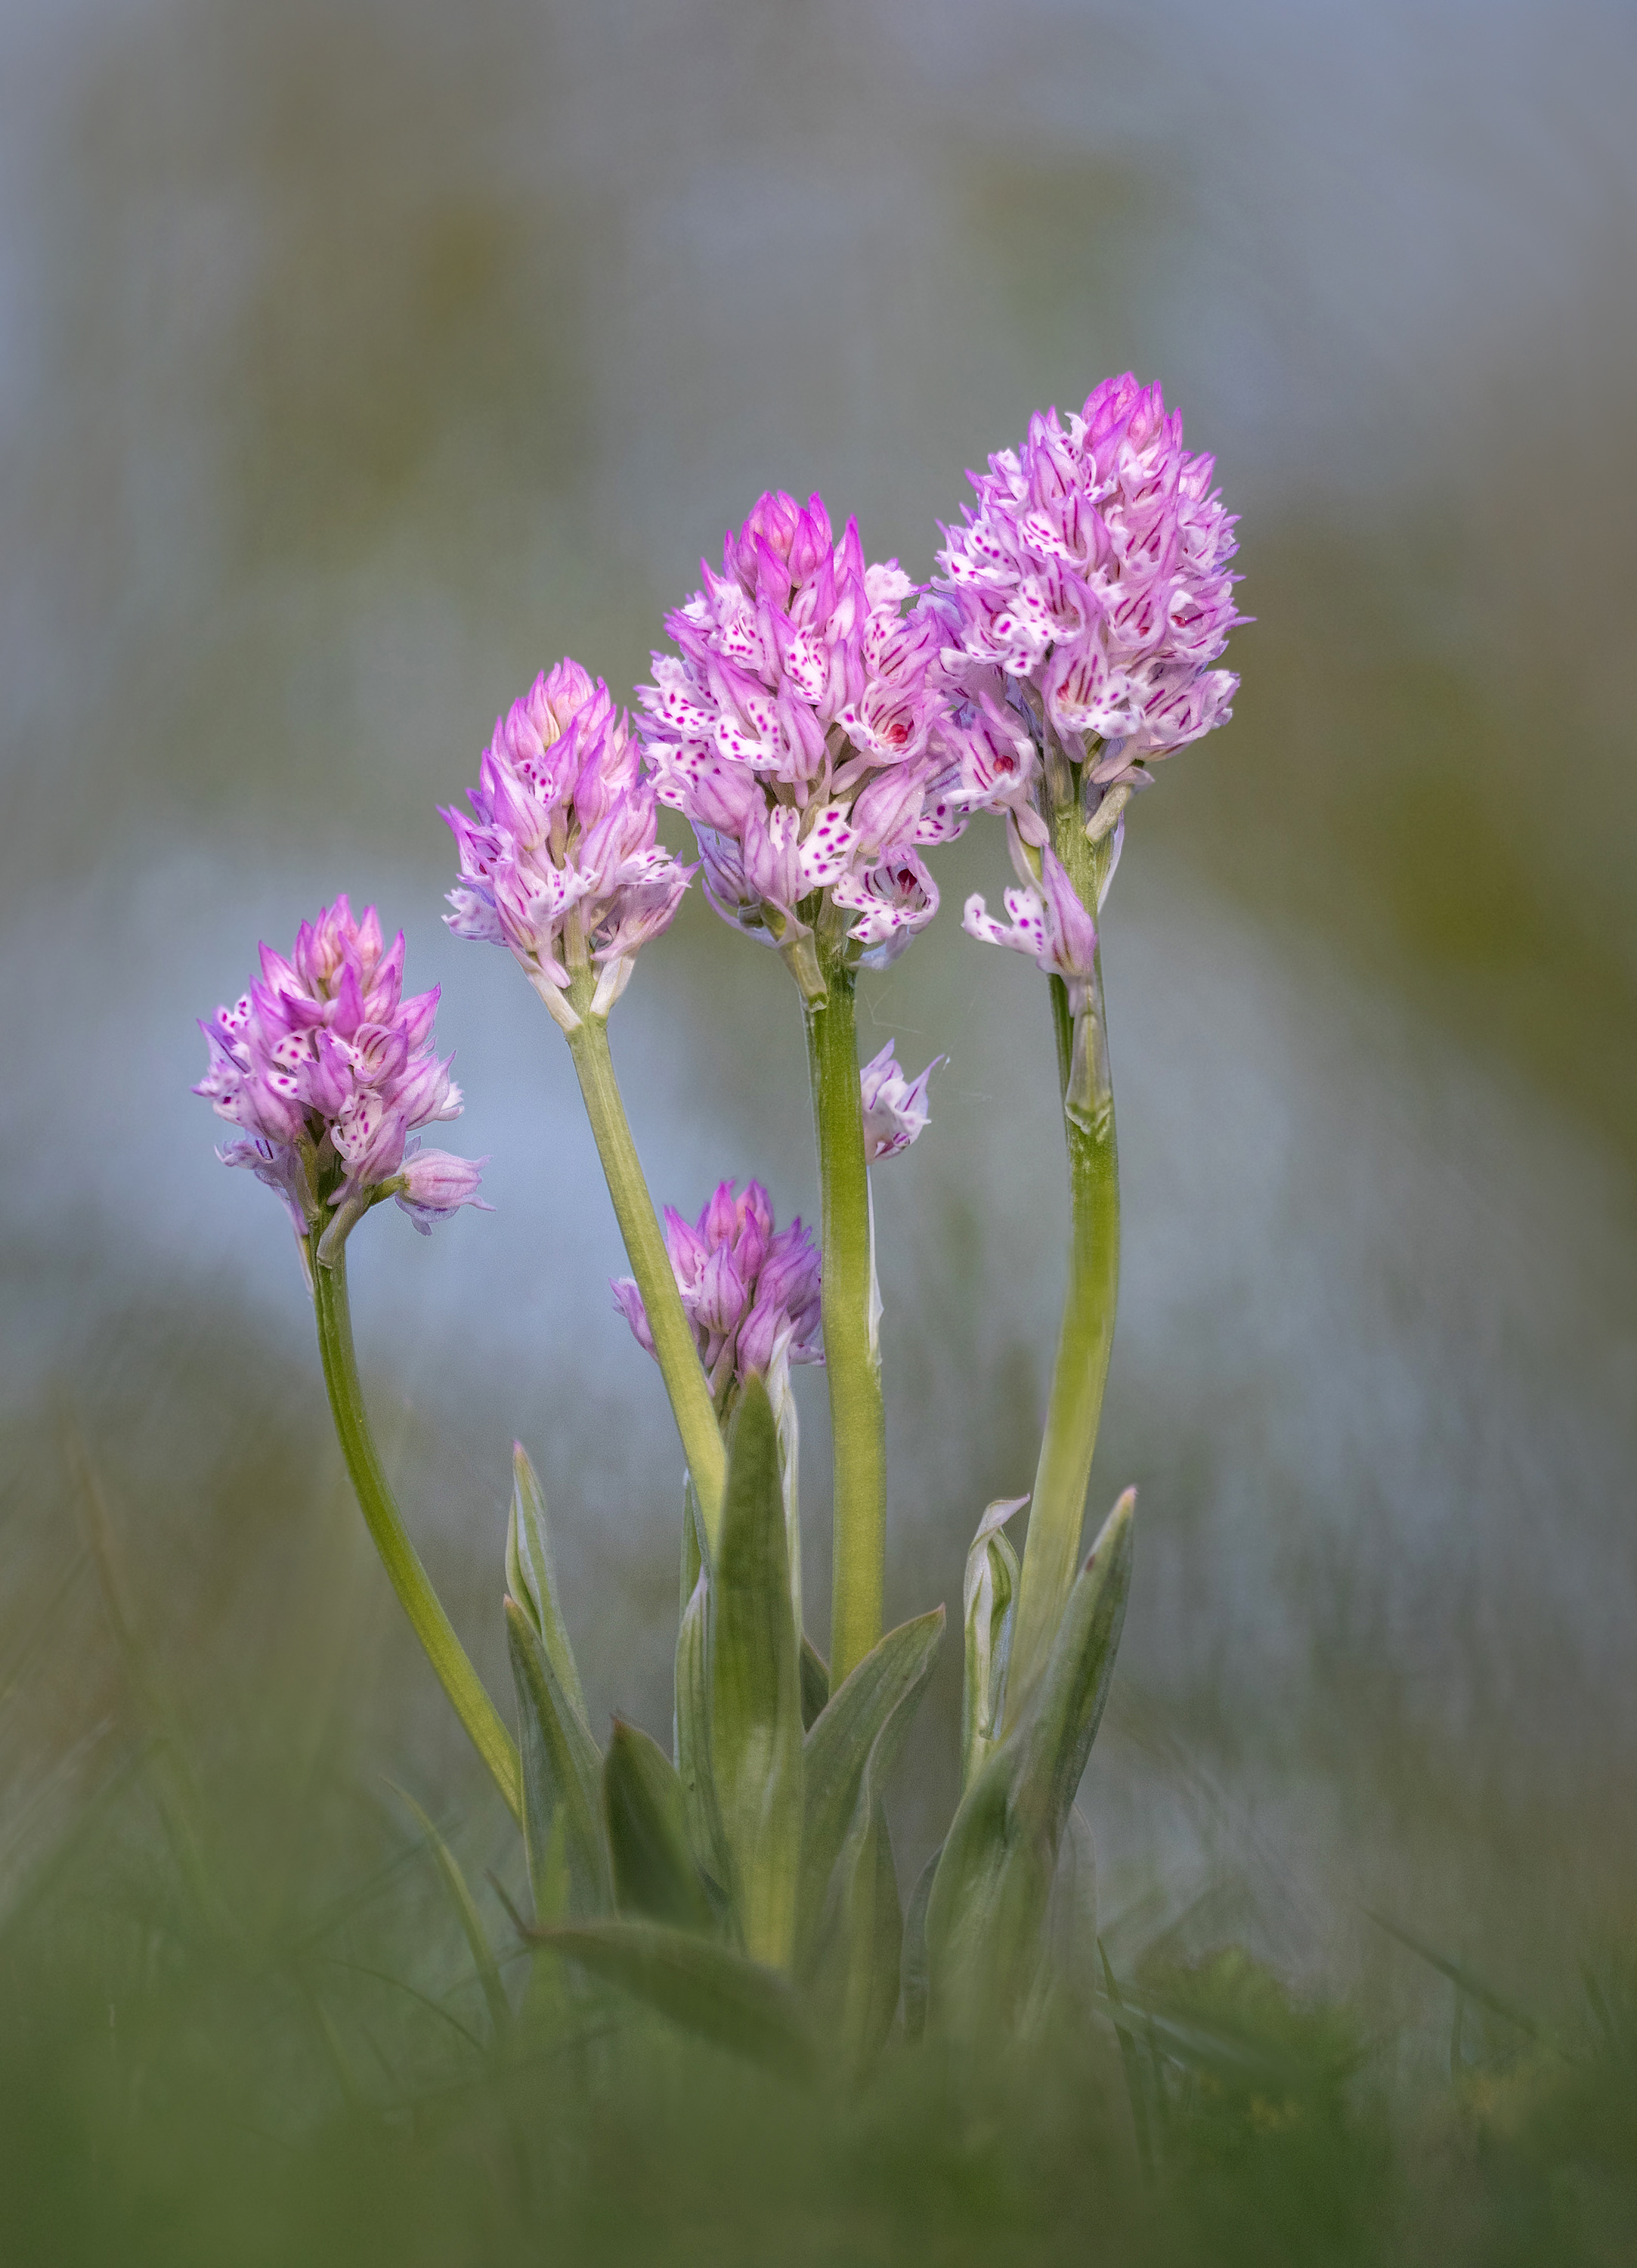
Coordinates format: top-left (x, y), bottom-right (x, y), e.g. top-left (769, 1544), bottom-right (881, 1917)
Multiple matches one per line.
top-left (444, 658), bottom-right (693, 1023)
top-left (964, 844), bottom-right (1100, 1013)
top-left (194, 894), bottom-right (485, 1246)
top-left (859, 1041), bottom-right (943, 1163)
top-left (637, 491), bottom-right (960, 970)
top-left (933, 373), bottom-right (1244, 796)
top-left (611, 1178), bottom-right (822, 1399)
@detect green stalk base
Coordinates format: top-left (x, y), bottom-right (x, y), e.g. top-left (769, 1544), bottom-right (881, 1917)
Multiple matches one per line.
top-left (313, 1247), bottom-right (522, 1822)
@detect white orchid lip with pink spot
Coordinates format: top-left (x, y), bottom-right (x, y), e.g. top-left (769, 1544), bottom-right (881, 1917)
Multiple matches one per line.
top-left (443, 658), bottom-right (693, 1024)
top-left (859, 1041), bottom-right (944, 1163)
top-left (964, 844), bottom-right (1102, 1018)
top-left (194, 894), bottom-right (488, 1246)
top-left (636, 491), bottom-right (963, 971)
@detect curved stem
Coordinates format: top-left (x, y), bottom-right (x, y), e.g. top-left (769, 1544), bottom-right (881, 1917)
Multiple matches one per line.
top-left (1005, 956), bottom-right (1121, 1725)
top-left (565, 1017), bottom-right (728, 1550)
top-left (312, 1245), bottom-right (522, 1822)
top-left (803, 947), bottom-right (887, 1685)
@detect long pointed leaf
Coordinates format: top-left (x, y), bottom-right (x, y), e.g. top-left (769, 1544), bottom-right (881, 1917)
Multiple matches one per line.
top-left (961, 1496), bottom-right (1026, 1788)
top-left (506, 1444), bottom-right (587, 1722)
top-left (506, 1598), bottom-right (610, 1919)
top-left (900, 1842), bottom-right (942, 2045)
top-left (799, 1606), bottom-right (944, 1966)
top-left (536, 1918), bottom-right (815, 2079)
top-left (710, 1377), bottom-right (803, 1966)
top-left (799, 1637), bottom-right (831, 1732)
top-left (925, 1489), bottom-right (1134, 2032)
top-left (605, 1718), bottom-right (714, 1932)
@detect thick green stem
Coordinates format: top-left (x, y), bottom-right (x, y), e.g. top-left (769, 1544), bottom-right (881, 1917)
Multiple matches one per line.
top-left (311, 1247), bottom-right (522, 1821)
top-left (1004, 782), bottom-right (1122, 1724)
top-left (803, 946), bottom-right (886, 1684)
top-left (565, 1016), bottom-right (727, 1550)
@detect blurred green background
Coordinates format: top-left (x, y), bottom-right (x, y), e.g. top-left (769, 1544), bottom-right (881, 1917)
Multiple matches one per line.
top-left (2, 1), bottom-right (1635, 2245)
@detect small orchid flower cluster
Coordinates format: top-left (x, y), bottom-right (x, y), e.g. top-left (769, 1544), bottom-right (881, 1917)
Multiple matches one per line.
top-left (444, 658), bottom-right (692, 1030)
top-left (636, 492), bottom-right (964, 982)
top-left (613, 1179), bottom-right (822, 1408)
top-left (194, 894), bottom-right (486, 1257)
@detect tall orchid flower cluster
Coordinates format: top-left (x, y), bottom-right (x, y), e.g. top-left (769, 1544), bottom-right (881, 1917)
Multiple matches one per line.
top-left (196, 376), bottom-right (1239, 2068)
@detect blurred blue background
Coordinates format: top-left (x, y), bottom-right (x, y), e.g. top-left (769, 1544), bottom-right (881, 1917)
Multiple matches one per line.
top-left (3, 0), bottom-right (1634, 2019)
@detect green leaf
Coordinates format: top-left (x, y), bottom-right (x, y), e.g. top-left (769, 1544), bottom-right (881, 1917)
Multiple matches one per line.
top-left (709, 1377), bottom-right (803, 1966)
top-left (809, 1795), bottom-right (904, 2069)
top-left (799, 1637), bottom-right (831, 1732)
top-left (674, 1565), bottom-right (729, 1894)
top-left (506, 1443), bottom-right (587, 1723)
top-left (899, 1842), bottom-right (941, 2045)
top-left (535, 1918), bottom-right (816, 2079)
top-left (798, 1606), bottom-right (944, 1969)
top-left (961, 1496), bottom-right (1025, 1789)
top-left (1023, 1801), bottom-right (1098, 2031)
top-left (505, 1597), bottom-right (610, 1919)
top-left (925, 1489), bottom-right (1134, 2034)
top-left (604, 1718), bottom-right (714, 1932)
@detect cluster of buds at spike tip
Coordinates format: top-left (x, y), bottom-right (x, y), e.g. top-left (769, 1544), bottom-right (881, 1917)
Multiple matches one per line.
top-left (932, 372), bottom-right (1244, 857)
top-left (194, 896), bottom-right (488, 1264)
top-left (859, 1040), bottom-right (944, 1163)
top-left (636, 491), bottom-right (972, 992)
top-left (612, 1179), bottom-right (822, 1411)
top-left (443, 658), bottom-right (694, 1031)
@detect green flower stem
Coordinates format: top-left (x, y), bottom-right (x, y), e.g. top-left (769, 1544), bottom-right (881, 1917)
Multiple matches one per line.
top-left (565, 1015), bottom-right (728, 1550)
top-left (1004, 796), bottom-right (1122, 1724)
top-left (311, 1245), bottom-right (522, 1822)
top-left (803, 939), bottom-right (886, 1686)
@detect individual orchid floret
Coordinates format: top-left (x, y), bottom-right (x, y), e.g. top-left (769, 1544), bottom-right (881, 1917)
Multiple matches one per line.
top-left (636, 493), bottom-right (961, 984)
top-left (964, 845), bottom-right (1100, 1015)
top-left (612, 1179), bottom-right (822, 1406)
top-left (859, 1041), bottom-right (944, 1163)
top-left (194, 895), bottom-right (487, 1263)
top-left (933, 374), bottom-right (1244, 823)
top-left (443, 658), bottom-right (693, 1032)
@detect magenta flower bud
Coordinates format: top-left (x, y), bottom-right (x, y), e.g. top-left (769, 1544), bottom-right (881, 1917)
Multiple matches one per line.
top-left (612, 1178), bottom-right (822, 1398)
top-left (931, 375), bottom-right (1244, 820)
top-left (859, 1041), bottom-right (944, 1163)
top-left (443, 658), bottom-right (693, 1030)
top-left (195, 895), bottom-right (486, 1253)
top-left (638, 494), bottom-right (958, 970)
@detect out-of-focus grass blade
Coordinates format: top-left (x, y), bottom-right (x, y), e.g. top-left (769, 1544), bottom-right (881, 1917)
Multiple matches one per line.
top-left (1099, 1939), bottom-right (1156, 2183)
top-left (1366, 1909), bottom-right (1546, 2041)
top-left (506, 1443), bottom-right (587, 1722)
top-left (390, 1783), bottom-right (512, 2046)
top-left (534, 1917), bottom-right (816, 2079)
top-left (505, 1599), bottom-right (609, 1920)
top-left (604, 1718), bottom-right (714, 1932)
top-left (709, 1378), bottom-right (802, 1967)
top-left (67, 1429), bottom-right (224, 1938)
